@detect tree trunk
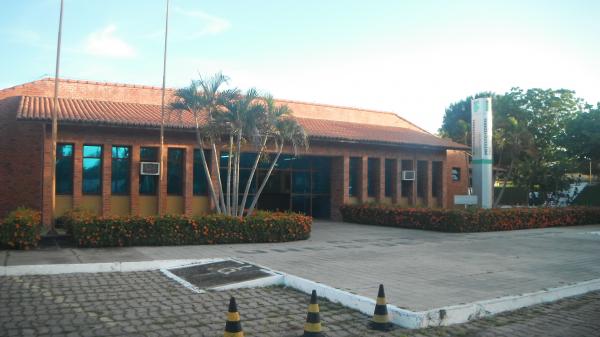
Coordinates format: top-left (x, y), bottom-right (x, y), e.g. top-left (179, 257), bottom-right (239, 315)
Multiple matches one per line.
top-left (211, 142), bottom-right (227, 212)
top-left (226, 135), bottom-right (233, 215)
top-left (233, 130), bottom-right (242, 216)
top-left (239, 136), bottom-right (267, 216)
top-left (193, 118), bottom-right (221, 213)
top-left (493, 158), bottom-right (515, 207)
top-left (247, 141), bottom-right (283, 217)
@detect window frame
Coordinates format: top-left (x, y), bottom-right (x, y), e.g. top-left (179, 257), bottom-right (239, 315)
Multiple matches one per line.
top-left (56, 143), bottom-right (74, 195)
top-left (111, 145), bottom-right (131, 195)
top-left (82, 144), bottom-right (103, 195)
top-left (139, 146), bottom-right (159, 195)
top-left (167, 147), bottom-right (185, 196)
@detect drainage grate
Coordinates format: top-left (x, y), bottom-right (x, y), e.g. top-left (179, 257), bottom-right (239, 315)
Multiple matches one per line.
top-left (166, 260), bottom-right (273, 290)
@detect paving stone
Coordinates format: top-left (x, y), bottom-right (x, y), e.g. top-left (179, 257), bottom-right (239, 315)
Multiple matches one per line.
top-left (1, 271), bottom-right (600, 336)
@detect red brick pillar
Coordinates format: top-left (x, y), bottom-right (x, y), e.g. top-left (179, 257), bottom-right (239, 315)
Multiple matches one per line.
top-left (411, 157), bottom-right (417, 206)
top-left (392, 158), bottom-right (400, 204)
top-left (330, 155), bottom-right (349, 220)
top-left (42, 126), bottom-right (52, 228)
top-left (184, 146), bottom-right (194, 216)
top-left (426, 160), bottom-right (433, 207)
top-left (377, 157), bottom-right (385, 202)
top-left (102, 144), bottom-right (112, 216)
top-left (72, 141), bottom-right (83, 209)
top-left (130, 144), bottom-right (140, 216)
top-left (359, 157), bottom-right (368, 203)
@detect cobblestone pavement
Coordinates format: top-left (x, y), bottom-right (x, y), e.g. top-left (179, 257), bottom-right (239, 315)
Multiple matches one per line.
top-left (1, 271), bottom-right (599, 337)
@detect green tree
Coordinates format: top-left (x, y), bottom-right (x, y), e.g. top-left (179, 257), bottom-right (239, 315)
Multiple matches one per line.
top-left (564, 103), bottom-right (600, 176)
top-left (170, 73), bottom-right (308, 218)
top-left (440, 88), bottom-right (584, 205)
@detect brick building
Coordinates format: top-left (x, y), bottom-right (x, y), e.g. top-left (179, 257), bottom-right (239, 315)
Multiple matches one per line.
top-left (0, 78), bottom-right (469, 227)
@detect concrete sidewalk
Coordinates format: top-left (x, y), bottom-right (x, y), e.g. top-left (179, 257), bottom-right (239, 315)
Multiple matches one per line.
top-left (3, 221), bottom-right (600, 311)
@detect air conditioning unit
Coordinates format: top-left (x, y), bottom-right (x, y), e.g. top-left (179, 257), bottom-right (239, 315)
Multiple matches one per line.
top-left (140, 162), bottom-right (160, 175)
top-left (402, 170), bottom-right (416, 181)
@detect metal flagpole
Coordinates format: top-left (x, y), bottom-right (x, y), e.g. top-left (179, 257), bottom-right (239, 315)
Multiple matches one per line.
top-left (158, 0), bottom-right (170, 215)
top-left (50, 0), bottom-right (65, 232)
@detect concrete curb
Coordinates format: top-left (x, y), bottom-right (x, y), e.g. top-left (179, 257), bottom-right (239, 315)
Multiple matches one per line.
top-left (2, 259), bottom-right (600, 329)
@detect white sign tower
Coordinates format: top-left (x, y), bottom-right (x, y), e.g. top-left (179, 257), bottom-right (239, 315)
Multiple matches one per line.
top-left (471, 97), bottom-right (493, 208)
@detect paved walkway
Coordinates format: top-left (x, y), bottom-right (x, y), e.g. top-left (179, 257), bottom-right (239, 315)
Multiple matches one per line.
top-left (3, 222), bottom-right (600, 311)
top-left (1, 271), bottom-right (599, 337)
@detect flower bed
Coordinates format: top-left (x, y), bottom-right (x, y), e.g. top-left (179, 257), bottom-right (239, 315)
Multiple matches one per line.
top-left (0, 207), bottom-right (41, 250)
top-left (340, 204), bottom-right (600, 233)
top-left (61, 210), bottom-right (312, 248)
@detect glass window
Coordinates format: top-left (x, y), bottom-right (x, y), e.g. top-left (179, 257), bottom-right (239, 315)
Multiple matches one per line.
top-left (139, 147), bottom-right (158, 195)
top-left (452, 167), bottom-right (461, 181)
top-left (368, 158), bottom-right (378, 197)
top-left (292, 171), bottom-right (310, 194)
top-left (311, 157), bottom-right (331, 194)
top-left (56, 143), bottom-right (73, 195)
top-left (401, 160), bottom-right (414, 198)
top-left (167, 148), bottom-right (184, 195)
top-left (385, 159), bottom-right (394, 197)
top-left (193, 149), bottom-right (211, 196)
top-left (417, 160), bottom-right (428, 198)
top-left (349, 157), bottom-right (360, 197)
top-left (82, 145), bottom-right (102, 195)
top-left (111, 146), bottom-right (130, 195)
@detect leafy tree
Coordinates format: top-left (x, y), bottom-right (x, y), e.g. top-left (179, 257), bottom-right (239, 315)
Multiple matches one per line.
top-left (564, 103), bottom-right (600, 176)
top-left (439, 88), bottom-right (583, 205)
top-left (170, 73), bottom-right (308, 217)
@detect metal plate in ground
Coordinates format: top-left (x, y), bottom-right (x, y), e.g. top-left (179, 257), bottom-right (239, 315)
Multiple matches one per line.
top-left (167, 260), bottom-right (272, 289)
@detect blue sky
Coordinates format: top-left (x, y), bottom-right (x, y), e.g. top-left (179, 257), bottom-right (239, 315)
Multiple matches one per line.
top-left (1, 0), bottom-right (599, 132)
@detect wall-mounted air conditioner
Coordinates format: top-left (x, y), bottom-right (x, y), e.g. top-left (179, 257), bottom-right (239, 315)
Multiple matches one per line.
top-left (402, 170), bottom-right (416, 181)
top-left (140, 162), bottom-right (160, 175)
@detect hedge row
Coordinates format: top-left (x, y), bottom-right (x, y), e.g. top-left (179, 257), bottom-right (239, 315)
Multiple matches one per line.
top-left (340, 204), bottom-right (600, 232)
top-left (62, 210), bottom-right (312, 248)
top-left (0, 207), bottom-right (41, 250)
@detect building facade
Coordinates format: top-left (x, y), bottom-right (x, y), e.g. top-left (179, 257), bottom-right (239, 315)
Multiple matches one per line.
top-left (0, 79), bottom-right (469, 227)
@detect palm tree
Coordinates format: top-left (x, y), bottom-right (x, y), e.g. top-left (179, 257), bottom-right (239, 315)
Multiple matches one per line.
top-left (247, 104), bottom-right (308, 216)
top-left (170, 73), bottom-right (308, 218)
top-left (170, 72), bottom-right (234, 213)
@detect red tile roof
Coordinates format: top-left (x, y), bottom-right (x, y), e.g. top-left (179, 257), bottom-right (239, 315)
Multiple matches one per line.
top-left (15, 95), bottom-right (467, 150)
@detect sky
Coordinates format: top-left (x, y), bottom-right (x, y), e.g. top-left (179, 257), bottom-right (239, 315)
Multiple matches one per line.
top-left (1, 0), bottom-right (599, 133)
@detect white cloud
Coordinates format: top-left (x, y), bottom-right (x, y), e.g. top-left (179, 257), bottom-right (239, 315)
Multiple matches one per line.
top-left (84, 24), bottom-right (136, 59)
top-left (174, 7), bottom-right (231, 38)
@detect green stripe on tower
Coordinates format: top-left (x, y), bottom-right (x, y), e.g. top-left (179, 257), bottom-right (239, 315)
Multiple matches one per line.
top-left (472, 159), bottom-right (493, 164)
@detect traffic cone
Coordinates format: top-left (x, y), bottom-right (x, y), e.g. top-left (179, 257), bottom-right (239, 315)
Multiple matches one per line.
top-left (368, 284), bottom-right (394, 331)
top-left (224, 297), bottom-right (244, 337)
top-left (302, 290), bottom-right (325, 337)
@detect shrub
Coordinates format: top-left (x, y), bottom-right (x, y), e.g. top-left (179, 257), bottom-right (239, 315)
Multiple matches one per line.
top-left (340, 204), bottom-right (600, 233)
top-left (65, 211), bottom-right (312, 248)
top-left (0, 207), bottom-right (42, 249)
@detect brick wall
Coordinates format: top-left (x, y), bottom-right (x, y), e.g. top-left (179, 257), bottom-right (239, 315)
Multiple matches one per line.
top-left (446, 150), bottom-right (470, 207)
top-left (0, 97), bottom-right (44, 217)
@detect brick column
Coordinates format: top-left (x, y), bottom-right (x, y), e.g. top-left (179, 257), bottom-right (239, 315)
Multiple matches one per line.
top-left (426, 160), bottom-right (433, 207)
top-left (392, 158), bottom-right (400, 204)
top-left (377, 157), bottom-right (385, 202)
top-left (359, 156), bottom-right (368, 203)
top-left (72, 141), bottom-right (83, 209)
top-left (41, 125), bottom-right (52, 227)
top-left (130, 144), bottom-right (140, 216)
top-left (102, 144), bottom-right (112, 216)
top-left (411, 157), bottom-right (417, 206)
top-left (158, 147), bottom-right (168, 215)
top-left (184, 146), bottom-right (194, 216)
top-left (442, 159), bottom-right (448, 208)
top-left (330, 155), bottom-right (349, 220)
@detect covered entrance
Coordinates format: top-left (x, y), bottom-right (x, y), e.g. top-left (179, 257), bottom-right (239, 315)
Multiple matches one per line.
top-left (220, 154), bottom-right (332, 218)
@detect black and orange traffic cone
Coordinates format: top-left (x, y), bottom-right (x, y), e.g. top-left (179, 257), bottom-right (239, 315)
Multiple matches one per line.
top-left (224, 297), bottom-right (244, 337)
top-left (368, 284), bottom-right (394, 331)
top-left (302, 290), bottom-right (325, 337)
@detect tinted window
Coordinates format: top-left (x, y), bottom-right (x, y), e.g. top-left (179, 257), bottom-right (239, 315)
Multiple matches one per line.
top-left (82, 145), bottom-right (102, 194)
top-left (56, 143), bottom-right (73, 195)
